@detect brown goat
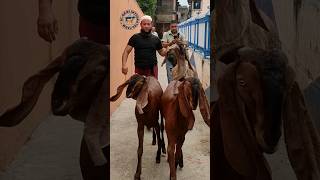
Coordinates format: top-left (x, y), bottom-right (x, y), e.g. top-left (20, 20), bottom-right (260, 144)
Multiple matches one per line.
top-left (161, 77), bottom-right (210, 180)
top-left (110, 74), bottom-right (166, 180)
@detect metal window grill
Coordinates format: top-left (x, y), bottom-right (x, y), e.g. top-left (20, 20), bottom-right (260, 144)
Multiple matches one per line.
top-left (178, 11), bottom-right (210, 59)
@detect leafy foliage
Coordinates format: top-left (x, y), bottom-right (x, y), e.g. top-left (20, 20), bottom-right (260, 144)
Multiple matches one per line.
top-left (136, 0), bottom-right (157, 17)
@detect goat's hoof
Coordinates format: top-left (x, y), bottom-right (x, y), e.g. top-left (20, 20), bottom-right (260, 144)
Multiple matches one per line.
top-left (162, 147), bottom-right (167, 154)
top-left (156, 157), bottom-right (161, 164)
top-left (152, 141), bottom-right (156, 145)
top-left (179, 160), bottom-right (184, 168)
top-left (170, 176), bottom-right (176, 180)
top-left (175, 158), bottom-right (183, 168)
top-left (162, 143), bottom-right (167, 154)
top-left (134, 174), bottom-right (141, 180)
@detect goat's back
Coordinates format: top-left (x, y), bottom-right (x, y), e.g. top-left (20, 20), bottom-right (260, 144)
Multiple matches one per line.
top-left (161, 81), bottom-right (189, 132)
top-left (135, 76), bottom-right (163, 125)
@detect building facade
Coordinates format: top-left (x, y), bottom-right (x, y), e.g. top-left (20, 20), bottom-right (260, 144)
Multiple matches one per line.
top-left (177, 5), bottom-right (189, 22)
top-left (187, 0), bottom-right (210, 17)
top-left (155, 0), bottom-right (178, 38)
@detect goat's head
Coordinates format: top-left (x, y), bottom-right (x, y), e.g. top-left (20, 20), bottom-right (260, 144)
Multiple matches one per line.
top-left (167, 43), bottom-right (187, 66)
top-left (110, 74), bottom-right (147, 101)
top-left (110, 74), bottom-right (149, 114)
top-left (126, 74), bottom-right (146, 99)
top-left (51, 53), bottom-right (107, 120)
top-left (0, 39), bottom-right (108, 126)
top-left (218, 46), bottom-right (287, 153)
top-left (176, 77), bottom-right (210, 127)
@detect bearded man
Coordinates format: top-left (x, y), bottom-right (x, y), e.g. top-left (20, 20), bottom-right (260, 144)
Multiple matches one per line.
top-left (121, 15), bottom-right (167, 79)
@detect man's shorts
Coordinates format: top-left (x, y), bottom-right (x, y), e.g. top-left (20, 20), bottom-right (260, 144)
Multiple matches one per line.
top-left (135, 65), bottom-right (158, 79)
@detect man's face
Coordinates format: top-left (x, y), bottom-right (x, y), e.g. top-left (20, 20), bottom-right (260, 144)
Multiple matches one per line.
top-left (140, 20), bottom-right (152, 33)
top-left (170, 23), bottom-right (178, 34)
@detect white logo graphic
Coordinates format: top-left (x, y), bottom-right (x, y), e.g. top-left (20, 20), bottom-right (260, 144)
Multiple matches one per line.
top-left (120, 9), bottom-right (140, 30)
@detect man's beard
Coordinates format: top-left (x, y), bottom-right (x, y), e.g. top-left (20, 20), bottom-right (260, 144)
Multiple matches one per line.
top-left (141, 29), bottom-right (151, 37)
top-left (171, 29), bottom-right (177, 34)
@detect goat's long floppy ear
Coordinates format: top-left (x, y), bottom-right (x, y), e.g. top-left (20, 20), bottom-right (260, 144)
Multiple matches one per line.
top-left (199, 85), bottom-right (210, 126)
top-left (283, 68), bottom-right (320, 180)
top-left (83, 75), bottom-right (108, 166)
top-left (110, 79), bottom-right (130, 101)
top-left (178, 81), bottom-right (195, 130)
top-left (217, 62), bottom-right (270, 177)
top-left (0, 55), bottom-right (65, 127)
top-left (136, 79), bottom-right (148, 115)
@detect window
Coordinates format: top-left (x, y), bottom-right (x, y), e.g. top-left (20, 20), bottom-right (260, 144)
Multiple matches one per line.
top-left (193, 0), bottom-right (201, 9)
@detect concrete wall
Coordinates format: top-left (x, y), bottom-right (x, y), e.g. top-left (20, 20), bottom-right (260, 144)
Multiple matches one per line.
top-left (110, 0), bottom-right (144, 114)
top-left (273, 0), bottom-right (320, 131)
top-left (0, 0), bottom-right (79, 171)
top-left (270, 0), bottom-right (320, 129)
top-left (190, 0), bottom-right (210, 17)
top-left (272, 0), bottom-right (320, 89)
top-left (188, 49), bottom-right (210, 101)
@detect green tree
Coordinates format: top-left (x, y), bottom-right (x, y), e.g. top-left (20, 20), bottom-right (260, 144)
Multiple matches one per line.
top-left (136, 0), bottom-right (157, 18)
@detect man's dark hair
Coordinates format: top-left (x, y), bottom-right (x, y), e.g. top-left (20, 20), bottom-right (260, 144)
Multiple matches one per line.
top-left (170, 20), bottom-right (178, 24)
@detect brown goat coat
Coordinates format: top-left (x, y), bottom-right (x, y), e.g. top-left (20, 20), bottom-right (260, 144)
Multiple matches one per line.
top-left (212, 56), bottom-right (320, 180)
top-left (135, 77), bottom-right (163, 128)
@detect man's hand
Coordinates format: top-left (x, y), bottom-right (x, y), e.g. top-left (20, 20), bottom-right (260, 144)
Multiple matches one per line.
top-left (122, 45), bottom-right (133, 75)
top-left (37, 9), bottom-right (58, 42)
top-left (169, 39), bottom-right (177, 46)
top-left (158, 47), bottom-right (168, 57)
top-left (122, 66), bottom-right (128, 75)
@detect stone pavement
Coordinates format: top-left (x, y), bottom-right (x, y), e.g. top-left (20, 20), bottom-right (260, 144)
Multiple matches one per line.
top-left (0, 115), bottom-right (83, 180)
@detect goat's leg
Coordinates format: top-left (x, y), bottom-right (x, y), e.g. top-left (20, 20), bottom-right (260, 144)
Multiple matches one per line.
top-left (152, 128), bottom-right (156, 145)
top-left (167, 134), bottom-right (176, 180)
top-left (155, 124), bottom-right (162, 163)
top-left (175, 135), bottom-right (185, 168)
top-left (134, 124), bottom-right (144, 180)
top-left (160, 114), bottom-right (166, 154)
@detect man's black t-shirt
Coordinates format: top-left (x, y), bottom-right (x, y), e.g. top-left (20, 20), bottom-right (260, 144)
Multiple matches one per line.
top-left (78, 0), bottom-right (108, 27)
top-left (128, 33), bottom-right (163, 68)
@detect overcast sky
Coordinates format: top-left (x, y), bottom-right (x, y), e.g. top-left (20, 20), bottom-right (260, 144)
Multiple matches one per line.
top-left (178, 0), bottom-right (189, 6)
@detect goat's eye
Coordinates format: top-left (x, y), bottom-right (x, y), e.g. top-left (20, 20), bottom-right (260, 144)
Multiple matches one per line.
top-left (239, 80), bottom-right (246, 86)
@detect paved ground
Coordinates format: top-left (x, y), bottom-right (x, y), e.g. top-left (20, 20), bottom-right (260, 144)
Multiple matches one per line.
top-left (265, 136), bottom-right (296, 180)
top-left (110, 57), bottom-right (210, 180)
top-left (0, 115), bottom-right (83, 180)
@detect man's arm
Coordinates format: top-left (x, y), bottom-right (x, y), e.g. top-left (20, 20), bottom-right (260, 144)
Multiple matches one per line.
top-left (159, 47), bottom-right (168, 66)
top-left (122, 45), bottom-right (133, 75)
top-left (162, 41), bottom-right (176, 48)
top-left (38, 0), bottom-right (58, 42)
top-left (157, 48), bottom-right (167, 57)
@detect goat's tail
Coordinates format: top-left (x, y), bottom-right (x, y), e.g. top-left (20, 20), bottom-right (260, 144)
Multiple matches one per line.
top-left (160, 112), bottom-right (166, 154)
